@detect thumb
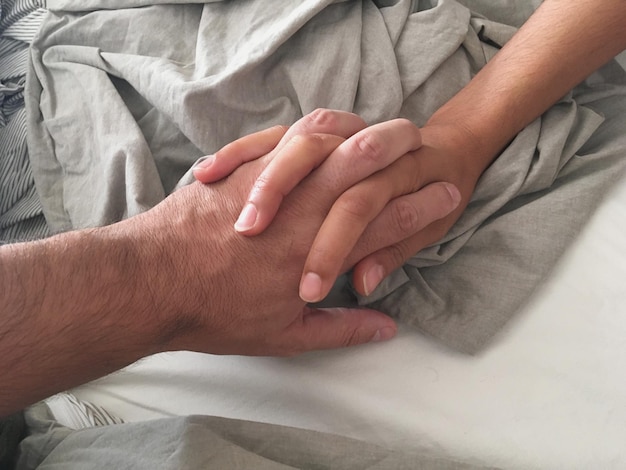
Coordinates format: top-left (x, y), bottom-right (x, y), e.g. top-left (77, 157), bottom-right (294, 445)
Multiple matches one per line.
top-left (286, 307), bottom-right (397, 353)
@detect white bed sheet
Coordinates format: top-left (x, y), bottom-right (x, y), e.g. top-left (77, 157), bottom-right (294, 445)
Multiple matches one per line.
top-left (72, 172), bottom-right (626, 469)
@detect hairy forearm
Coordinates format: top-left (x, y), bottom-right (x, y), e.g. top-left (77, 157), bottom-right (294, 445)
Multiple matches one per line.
top-left (426, 0), bottom-right (626, 170)
top-left (0, 225), bottom-right (163, 416)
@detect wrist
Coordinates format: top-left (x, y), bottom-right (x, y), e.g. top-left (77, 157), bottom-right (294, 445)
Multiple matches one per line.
top-left (420, 120), bottom-right (495, 181)
top-left (121, 190), bottom-right (226, 353)
top-left (105, 215), bottom-right (194, 354)
top-left (64, 226), bottom-right (164, 359)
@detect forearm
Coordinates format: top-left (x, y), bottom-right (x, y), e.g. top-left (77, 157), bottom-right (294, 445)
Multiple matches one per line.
top-left (426, 0), bottom-right (626, 170)
top-left (0, 225), bottom-right (163, 416)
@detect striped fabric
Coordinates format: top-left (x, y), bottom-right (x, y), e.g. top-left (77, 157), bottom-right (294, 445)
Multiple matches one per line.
top-left (0, 0), bottom-right (49, 244)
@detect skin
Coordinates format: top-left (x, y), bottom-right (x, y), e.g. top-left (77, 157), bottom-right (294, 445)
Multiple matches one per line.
top-left (195, 0), bottom-right (626, 302)
top-left (0, 115), bottom-right (459, 417)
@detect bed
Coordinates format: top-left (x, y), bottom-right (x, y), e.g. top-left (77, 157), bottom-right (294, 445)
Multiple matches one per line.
top-left (64, 173), bottom-right (626, 469)
top-left (3, 0), bottom-right (626, 468)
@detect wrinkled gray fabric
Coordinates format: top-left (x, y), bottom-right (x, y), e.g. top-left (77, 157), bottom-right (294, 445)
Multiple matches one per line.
top-left (17, 403), bottom-right (496, 470)
top-left (26, 0), bottom-right (626, 352)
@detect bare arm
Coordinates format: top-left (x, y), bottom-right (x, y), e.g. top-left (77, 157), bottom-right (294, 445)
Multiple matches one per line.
top-left (0, 228), bottom-right (163, 415)
top-left (425, 0), bottom-right (626, 169)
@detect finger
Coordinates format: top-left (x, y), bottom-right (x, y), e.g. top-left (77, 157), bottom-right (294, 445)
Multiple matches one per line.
top-left (281, 306), bottom-right (397, 355)
top-left (298, 154), bottom-right (423, 301)
top-left (351, 232), bottom-right (441, 298)
top-left (234, 111), bottom-right (368, 234)
top-left (234, 134), bottom-right (345, 234)
top-left (273, 109), bottom-right (367, 155)
top-left (297, 121), bottom-right (424, 302)
top-left (299, 180), bottom-right (460, 303)
top-left (306, 118), bottom-right (423, 194)
top-left (194, 109), bottom-right (366, 184)
top-left (351, 186), bottom-right (462, 296)
top-left (193, 125), bottom-right (288, 183)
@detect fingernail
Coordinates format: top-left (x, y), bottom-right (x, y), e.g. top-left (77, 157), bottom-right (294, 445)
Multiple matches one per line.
top-left (300, 272), bottom-right (323, 303)
top-left (234, 203), bottom-right (258, 232)
top-left (372, 327), bottom-right (396, 342)
top-left (363, 265), bottom-right (384, 296)
top-left (193, 155), bottom-right (214, 170)
top-left (444, 183), bottom-right (461, 207)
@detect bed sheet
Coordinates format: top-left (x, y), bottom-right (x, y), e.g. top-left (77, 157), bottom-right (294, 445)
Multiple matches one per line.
top-left (70, 170), bottom-right (626, 470)
top-left (27, 6), bottom-right (622, 469)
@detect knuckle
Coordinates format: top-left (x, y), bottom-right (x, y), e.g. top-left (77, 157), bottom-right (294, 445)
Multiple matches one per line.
top-left (391, 199), bottom-right (422, 234)
top-left (252, 173), bottom-right (279, 195)
top-left (307, 108), bottom-right (338, 130)
top-left (272, 124), bottom-right (290, 135)
top-left (386, 242), bottom-right (409, 268)
top-left (341, 328), bottom-right (363, 348)
top-left (352, 132), bottom-right (385, 163)
top-left (394, 118), bottom-right (421, 147)
top-left (394, 117), bottom-right (416, 130)
top-left (289, 133), bottom-right (325, 152)
top-left (337, 190), bottom-right (377, 221)
top-left (307, 244), bottom-right (339, 272)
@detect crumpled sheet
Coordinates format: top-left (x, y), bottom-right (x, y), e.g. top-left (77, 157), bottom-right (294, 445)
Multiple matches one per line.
top-left (16, 402), bottom-right (495, 470)
top-left (26, 0), bottom-right (626, 352)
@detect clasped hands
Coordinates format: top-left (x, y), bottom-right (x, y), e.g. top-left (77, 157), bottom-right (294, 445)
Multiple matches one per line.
top-left (133, 110), bottom-right (483, 357)
top-left (140, 109), bottom-right (480, 356)
top-left (195, 110), bottom-right (480, 300)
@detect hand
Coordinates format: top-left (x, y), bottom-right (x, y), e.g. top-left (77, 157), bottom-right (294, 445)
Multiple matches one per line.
top-left (195, 111), bottom-right (467, 302)
top-left (344, 123), bottom-right (482, 296)
top-left (124, 116), bottom-right (460, 356)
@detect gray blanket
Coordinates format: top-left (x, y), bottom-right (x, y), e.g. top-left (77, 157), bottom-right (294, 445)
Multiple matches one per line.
top-left (26, 0), bottom-right (626, 352)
